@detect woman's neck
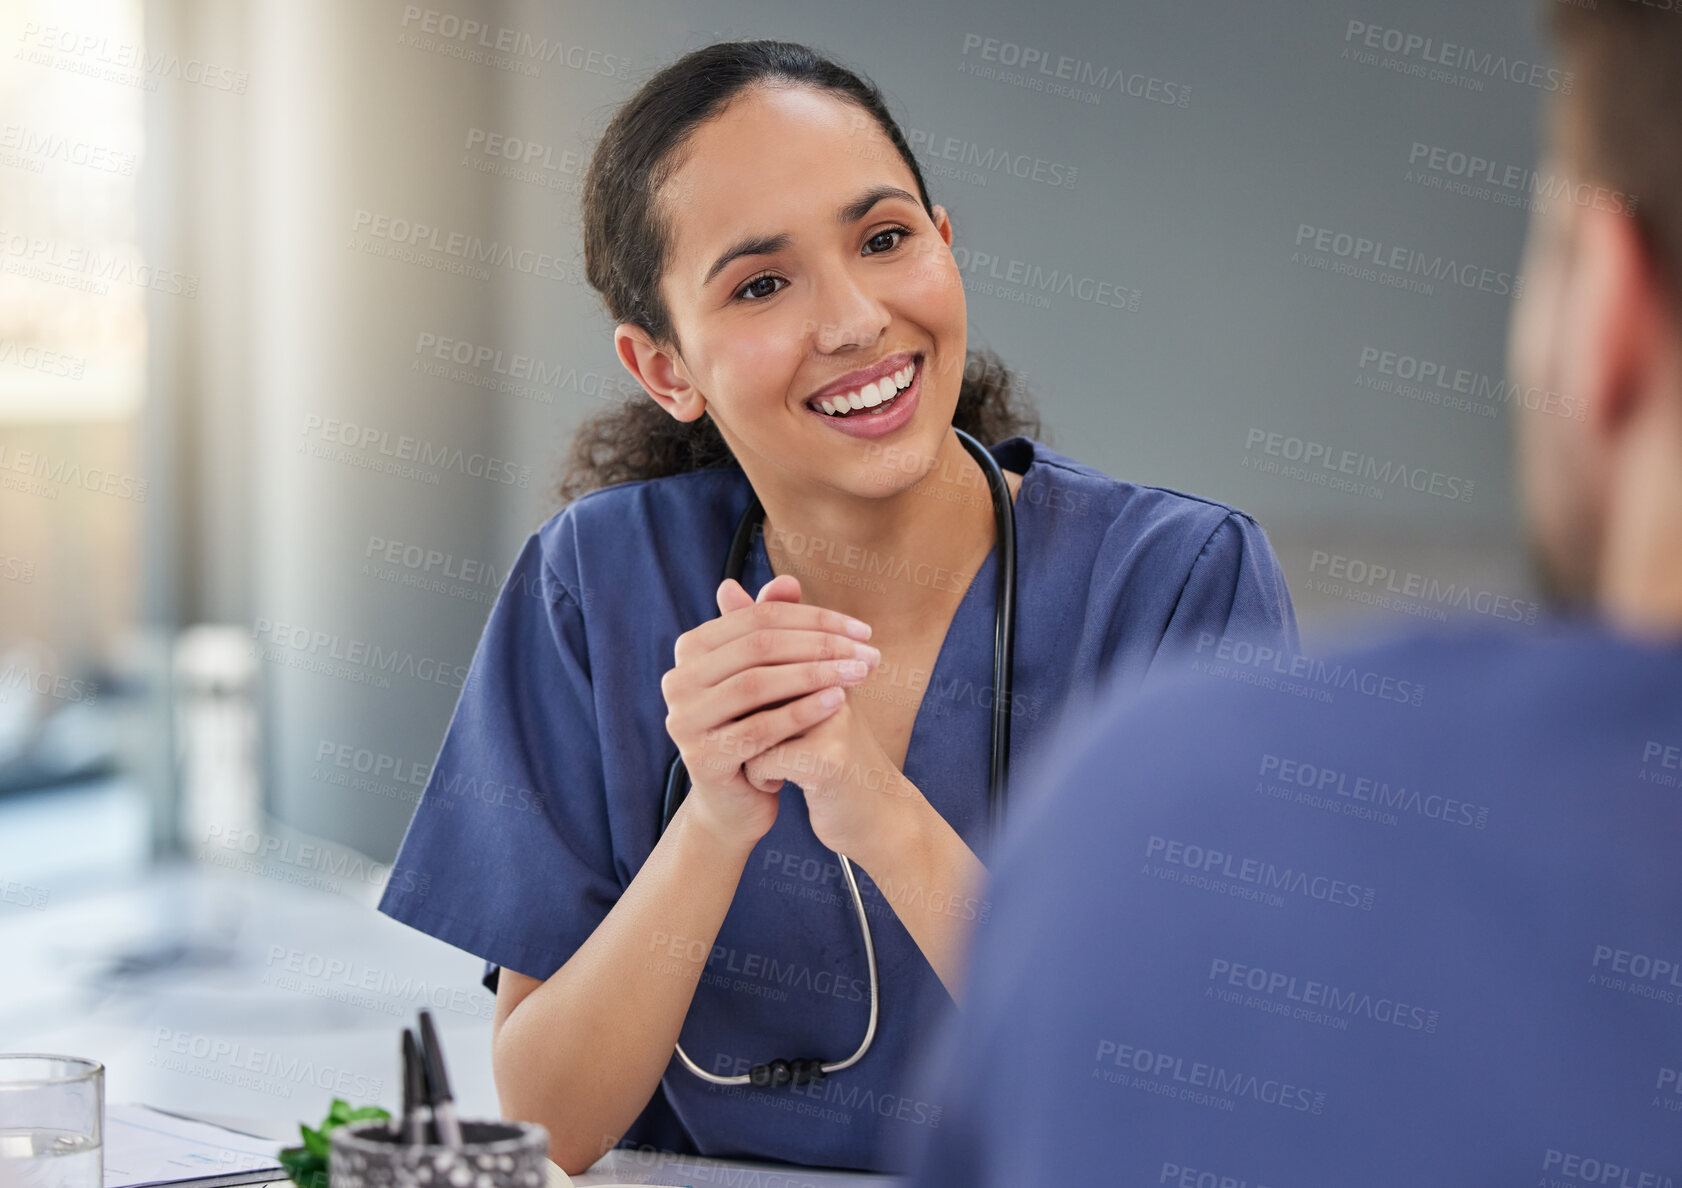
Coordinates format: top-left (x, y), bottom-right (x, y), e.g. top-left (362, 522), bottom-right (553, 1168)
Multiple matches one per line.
top-left (753, 431), bottom-right (1015, 631)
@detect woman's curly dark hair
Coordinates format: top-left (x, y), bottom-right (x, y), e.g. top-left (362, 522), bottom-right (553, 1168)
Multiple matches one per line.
top-left (555, 39), bottom-right (1042, 506)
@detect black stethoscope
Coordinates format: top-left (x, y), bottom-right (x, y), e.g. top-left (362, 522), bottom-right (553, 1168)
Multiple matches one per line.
top-left (657, 427), bottom-right (1018, 1090)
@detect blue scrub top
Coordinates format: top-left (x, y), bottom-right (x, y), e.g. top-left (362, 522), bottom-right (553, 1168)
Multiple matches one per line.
top-left (898, 619), bottom-right (1682, 1184)
top-left (376, 434), bottom-right (1298, 1171)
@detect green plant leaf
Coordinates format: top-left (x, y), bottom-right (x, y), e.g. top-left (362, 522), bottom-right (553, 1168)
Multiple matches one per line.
top-left (300, 1125), bottom-right (329, 1161)
top-left (283, 1099), bottom-right (389, 1188)
top-left (278, 1146), bottom-right (326, 1188)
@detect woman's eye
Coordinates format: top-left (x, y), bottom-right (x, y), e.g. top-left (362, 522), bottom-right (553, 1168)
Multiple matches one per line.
top-left (864, 227), bottom-right (909, 255)
top-left (736, 274), bottom-right (785, 301)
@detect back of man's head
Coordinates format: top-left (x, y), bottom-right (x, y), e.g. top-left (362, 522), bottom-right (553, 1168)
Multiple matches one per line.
top-left (1548, 1), bottom-right (1682, 288)
top-left (1508, 1), bottom-right (1682, 629)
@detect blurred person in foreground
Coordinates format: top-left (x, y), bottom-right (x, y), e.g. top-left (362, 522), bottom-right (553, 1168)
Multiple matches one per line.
top-left (897, 2), bottom-right (1682, 1183)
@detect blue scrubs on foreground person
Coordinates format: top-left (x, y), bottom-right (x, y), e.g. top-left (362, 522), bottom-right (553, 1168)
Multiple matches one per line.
top-left (898, 3), bottom-right (1682, 1181)
top-left (897, 620), bottom-right (1682, 1184)
top-left (376, 435), bottom-right (1297, 1170)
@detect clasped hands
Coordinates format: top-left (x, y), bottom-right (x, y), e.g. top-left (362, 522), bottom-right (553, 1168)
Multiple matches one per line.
top-left (659, 572), bottom-right (921, 864)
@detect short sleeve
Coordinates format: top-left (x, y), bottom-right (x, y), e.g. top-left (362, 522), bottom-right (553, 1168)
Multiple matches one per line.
top-left (1148, 511), bottom-right (1299, 681)
top-left (377, 525), bottom-right (619, 996)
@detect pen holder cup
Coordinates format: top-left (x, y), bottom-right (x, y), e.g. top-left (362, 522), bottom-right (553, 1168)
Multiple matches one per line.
top-left (329, 1118), bottom-right (551, 1188)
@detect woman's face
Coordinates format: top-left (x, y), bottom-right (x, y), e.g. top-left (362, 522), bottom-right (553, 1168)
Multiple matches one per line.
top-left (628, 83), bottom-right (968, 500)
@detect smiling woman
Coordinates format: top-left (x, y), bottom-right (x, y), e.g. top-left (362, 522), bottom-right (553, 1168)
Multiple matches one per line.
top-left (375, 38), bottom-right (1300, 1178)
top-left (554, 43), bottom-right (1039, 504)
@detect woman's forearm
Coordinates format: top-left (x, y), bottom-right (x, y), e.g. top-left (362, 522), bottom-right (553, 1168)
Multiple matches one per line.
top-left (491, 798), bottom-right (757, 1173)
top-left (854, 791), bottom-right (989, 1004)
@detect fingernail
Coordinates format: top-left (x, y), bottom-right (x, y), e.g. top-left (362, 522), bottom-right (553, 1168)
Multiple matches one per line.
top-left (843, 617), bottom-right (872, 640)
top-left (837, 659), bottom-right (867, 679)
top-left (820, 687), bottom-right (845, 708)
top-left (853, 643), bottom-right (881, 664)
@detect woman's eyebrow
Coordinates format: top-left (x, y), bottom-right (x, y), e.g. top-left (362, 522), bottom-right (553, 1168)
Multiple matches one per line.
top-left (835, 183), bottom-right (919, 227)
top-left (703, 232), bottom-right (792, 288)
top-left (700, 184), bottom-right (921, 289)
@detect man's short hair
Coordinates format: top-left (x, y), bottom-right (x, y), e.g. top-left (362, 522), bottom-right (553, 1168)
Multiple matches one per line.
top-left (1547, 0), bottom-right (1682, 302)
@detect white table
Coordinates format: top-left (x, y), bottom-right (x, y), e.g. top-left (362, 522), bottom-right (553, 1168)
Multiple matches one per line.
top-left (0, 850), bottom-right (900, 1188)
top-left (176, 1112), bottom-right (901, 1187)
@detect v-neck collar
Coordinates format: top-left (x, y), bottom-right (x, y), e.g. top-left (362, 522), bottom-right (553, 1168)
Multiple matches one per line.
top-left (744, 436), bottom-right (1036, 803)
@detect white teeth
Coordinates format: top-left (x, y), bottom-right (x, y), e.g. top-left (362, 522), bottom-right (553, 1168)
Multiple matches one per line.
top-left (813, 358), bottom-right (918, 416)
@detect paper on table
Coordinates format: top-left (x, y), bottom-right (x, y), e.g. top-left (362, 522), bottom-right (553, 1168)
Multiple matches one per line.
top-left (570, 1147), bottom-right (901, 1187)
top-left (103, 1104), bottom-right (287, 1188)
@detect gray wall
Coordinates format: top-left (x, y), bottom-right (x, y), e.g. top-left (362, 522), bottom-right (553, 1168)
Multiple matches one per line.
top-left (166, 0), bottom-right (1555, 859)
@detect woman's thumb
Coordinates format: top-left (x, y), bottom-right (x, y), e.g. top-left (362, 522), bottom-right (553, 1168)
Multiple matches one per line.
top-left (716, 577), bottom-right (756, 615)
top-left (756, 573), bottom-right (803, 603)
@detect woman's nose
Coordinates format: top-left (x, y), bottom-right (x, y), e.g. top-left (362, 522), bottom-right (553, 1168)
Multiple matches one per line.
top-left (806, 268), bottom-right (891, 352)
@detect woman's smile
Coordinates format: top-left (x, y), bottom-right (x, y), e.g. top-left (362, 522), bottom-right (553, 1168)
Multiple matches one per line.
top-left (614, 77), bottom-right (968, 493)
top-left (803, 351), bottom-right (924, 439)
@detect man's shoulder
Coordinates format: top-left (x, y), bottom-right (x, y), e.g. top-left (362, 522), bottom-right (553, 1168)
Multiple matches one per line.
top-left (1015, 617), bottom-right (1669, 836)
top-left (1107, 617), bottom-right (1588, 734)
top-left (953, 615), bottom-right (1682, 1185)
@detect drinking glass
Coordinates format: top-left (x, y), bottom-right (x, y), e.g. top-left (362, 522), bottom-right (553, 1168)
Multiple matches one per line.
top-left (0, 1056), bottom-right (104, 1188)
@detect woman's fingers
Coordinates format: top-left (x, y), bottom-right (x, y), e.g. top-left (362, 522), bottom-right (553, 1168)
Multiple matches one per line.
top-left (718, 650), bottom-right (871, 720)
top-left (679, 628), bottom-right (876, 709)
top-left (665, 630), bottom-right (875, 745)
top-left (704, 686), bottom-right (847, 781)
top-left (685, 585), bottom-right (876, 689)
top-left (745, 575), bottom-right (815, 720)
top-left (678, 593), bottom-right (870, 666)
top-left (668, 580), bottom-right (875, 718)
top-left (707, 575), bottom-right (819, 794)
top-left (669, 573), bottom-right (865, 771)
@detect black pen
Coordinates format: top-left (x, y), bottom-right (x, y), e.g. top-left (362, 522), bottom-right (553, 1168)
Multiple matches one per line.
top-left (417, 1009), bottom-right (464, 1148)
top-left (401, 1028), bottom-right (429, 1146)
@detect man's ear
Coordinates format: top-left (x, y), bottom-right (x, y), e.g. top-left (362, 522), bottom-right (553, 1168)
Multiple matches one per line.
top-left (615, 323), bottom-right (707, 423)
top-left (1578, 202), bottom-right (1667, 439)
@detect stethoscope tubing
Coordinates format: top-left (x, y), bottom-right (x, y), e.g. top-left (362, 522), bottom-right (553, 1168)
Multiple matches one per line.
top-left (659, 427), bottom-right (1017, 1088)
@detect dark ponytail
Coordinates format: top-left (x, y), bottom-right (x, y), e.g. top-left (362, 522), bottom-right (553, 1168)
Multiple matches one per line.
top-left (557, 39), bottom-right (1041, 506)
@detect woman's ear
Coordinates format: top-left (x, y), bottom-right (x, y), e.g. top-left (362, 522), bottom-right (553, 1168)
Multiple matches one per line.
top-left (615, 323), bottom-right (707, 422)
top-left (930, 203), bottom-right (953, 248)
